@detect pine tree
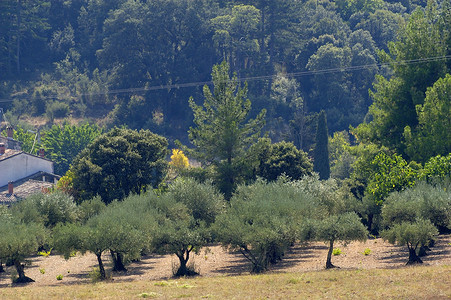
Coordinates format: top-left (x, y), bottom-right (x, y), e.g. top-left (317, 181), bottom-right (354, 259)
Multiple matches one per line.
top-left (313, 111), bottom-right (330, 180)
top-left (188, 61), bottom-right (266, 199)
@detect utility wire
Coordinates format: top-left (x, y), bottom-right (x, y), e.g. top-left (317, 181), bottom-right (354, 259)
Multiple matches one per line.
top-left (0, 55), bottom-right (449, 103)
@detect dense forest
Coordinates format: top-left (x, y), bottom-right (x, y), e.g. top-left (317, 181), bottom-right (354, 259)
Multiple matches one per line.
top-left (1, 0), bottom-right (449, 151)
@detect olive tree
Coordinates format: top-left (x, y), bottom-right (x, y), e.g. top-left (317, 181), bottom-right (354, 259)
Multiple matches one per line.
top-left (381, 182), bottom-right (450, 264)
top-left (11, 191), bottom-right (78, 228)
top-left (214, 178), bottom-right (317, 273)
top-left (315, 212), bottom-right (367, 268)
top-left (151, 178), bottom-right (224, 276)
top-left (381, 219), bottom-right (438, 264)
top-left (0, 219), bottom-right (47, 283)
top-left (293, 176), bottom-right (367, 269)
top-left (53, 195), bottom-right (153, 279)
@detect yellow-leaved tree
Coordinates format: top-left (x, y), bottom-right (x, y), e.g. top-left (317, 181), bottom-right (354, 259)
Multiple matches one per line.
top-left (169, 149), bottom-right (189, 169)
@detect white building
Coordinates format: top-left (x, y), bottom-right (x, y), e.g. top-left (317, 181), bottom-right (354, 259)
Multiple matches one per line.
top-left (0, 147), bottom-right (55, 188)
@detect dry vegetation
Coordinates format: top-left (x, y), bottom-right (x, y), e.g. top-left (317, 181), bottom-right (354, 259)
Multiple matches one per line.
top-left (0, 235), bottom-right (450, 299)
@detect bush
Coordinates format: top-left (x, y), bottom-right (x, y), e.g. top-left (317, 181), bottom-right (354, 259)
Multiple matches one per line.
top-left (46, 101), bottom-right (70, 121)
top-left (332, 248), bottom-right (342, 256)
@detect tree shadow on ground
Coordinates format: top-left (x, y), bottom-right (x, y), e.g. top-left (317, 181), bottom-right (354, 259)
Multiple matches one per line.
top-left (378, 234), bottom-right (451, 266)
top-left (269, 244), bottom-right (328, 272)
top-left (109, 255), bottom-right (169, 282)
top-left (211, 243), bottom-right (329, 276)
top-left (210, 249), bottom-right (252, 276)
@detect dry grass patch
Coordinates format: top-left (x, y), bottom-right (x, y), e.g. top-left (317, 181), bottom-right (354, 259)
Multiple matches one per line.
top-left (1, 265), bottom-right (449, 299)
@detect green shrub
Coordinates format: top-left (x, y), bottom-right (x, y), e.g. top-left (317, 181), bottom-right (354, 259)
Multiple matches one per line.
top-left (332, 248), bottom-right (342, 256)
top-left (46, 101), bottom-right (70, 121)
top-left (363, 248), bottom-right (371, 255)
top-left (56, 274), bottom-right (63, 280)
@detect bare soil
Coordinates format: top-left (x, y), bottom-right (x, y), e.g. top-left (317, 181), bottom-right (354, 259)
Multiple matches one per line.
top-left (1, 235), bottom-right (450, 288)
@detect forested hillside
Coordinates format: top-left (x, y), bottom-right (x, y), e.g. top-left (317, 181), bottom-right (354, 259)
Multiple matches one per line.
top-left (1, 0), bottom-right (448, 152)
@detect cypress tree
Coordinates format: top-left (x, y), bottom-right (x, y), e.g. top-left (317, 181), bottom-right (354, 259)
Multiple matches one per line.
top-left (313, 111), bottom-right (330, 180)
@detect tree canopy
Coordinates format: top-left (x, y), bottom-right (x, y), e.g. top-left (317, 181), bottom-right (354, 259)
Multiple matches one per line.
top-left (188, 61), bottom-right (266, 198)
top-left (71, 127), bottom-right (168, 204)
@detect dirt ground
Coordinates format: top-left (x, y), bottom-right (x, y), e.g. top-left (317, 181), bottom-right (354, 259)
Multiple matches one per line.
top-left (1, 235), bottom-right (450, 288)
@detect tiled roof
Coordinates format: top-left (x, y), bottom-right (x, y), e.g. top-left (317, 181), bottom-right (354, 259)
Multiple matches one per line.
top-left (0, 136), bottom-right (22, 150)
top-left (0, 149), bottom-right (23, 161)
top-left (0, 179), bottom-right (55, 205)
top-left (0, 149), bottom-right (54, 163)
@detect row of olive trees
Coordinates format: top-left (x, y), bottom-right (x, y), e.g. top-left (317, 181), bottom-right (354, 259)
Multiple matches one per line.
top-left (1, 177), bottom-right (450, 283)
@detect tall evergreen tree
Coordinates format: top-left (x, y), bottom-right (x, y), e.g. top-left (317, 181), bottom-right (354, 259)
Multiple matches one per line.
top-left (188, 61), bottom-right (266, 199)
top-left (313, 111), bottom-right (330, 180)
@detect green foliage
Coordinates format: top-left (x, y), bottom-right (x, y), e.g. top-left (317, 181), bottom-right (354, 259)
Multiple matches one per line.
top-left (76, 196), bottom-right (106, 224)
top-left (293, 176), bottom-right (367, 268)
top-left (254, 139), bottom-right (313, 181)
top-left (354, 4), bottom-right (449, 157)
top-left (381, 182), bottom-right (450, 264)
top-left (366, 153), bottom-right (417, 205)
top-left (56, 274), bottom-right (63, 280)
top-left (56, 170), bottom-right (74, 195)
top-left (151, 178), bottom-right (225, 276)
top-left (188, 61), bottom-right (266, 199)
top-left (0, 219), bottom-right (48, 283)
top-left (420, 154), bottom-right (451, 182)
top-left (71, 127), bottom-right (168, 204)
top-left (45, 101), bottom-right (70, 122)
top-left (348, 142), bottom-right (389, 186)
top-left (315, 213), bottom-right (367, 246)
top-left (214, 178), bottom-right (318, 273)
top-left (2, 125), bottom-right (39, 153)
top-left (363, 248), bottom-right (371, 255)
top-left (382, 182), bottom-right (451, 233)
top-left (41, 122), bottom-right (102, 175)
top-left (313, 111), bottom-right (330, 180)
top-left (53, 190), bottom-right (160, 279)
top-left (211, 5), bottom-right (261, 69)
top-left (329, 131), bottom-right (354, 179)
top-left (335, 0), bottom-right (384, 20)
top-left (381, 219), bottom-right (438, 264)
top-left (404, 74), bottom-right (451, 163)
top-left (87, 200), bottom-right (150, 272)
top-left (11, 191), bottom-right (77, 228)
top-left (315, 212), bottom-right (367, 268)
top-left (332, 248), bottom-right (342, 256)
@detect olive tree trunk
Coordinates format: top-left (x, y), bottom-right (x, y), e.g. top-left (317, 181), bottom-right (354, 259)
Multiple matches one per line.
top-left (174, 247), bottom-right (197, 277)
top-left (407, 244), bottom-right (423, 265)
top-left (326, 240), bottom-right (337, 269)
top-left (96, 252), bottom-right (106, 280)
top-left (13, 259), bottom-right (34, 283)
top-left (110, 250), bottom-right (127, 272)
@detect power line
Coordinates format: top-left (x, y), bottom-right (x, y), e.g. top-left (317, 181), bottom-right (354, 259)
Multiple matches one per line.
top-left (0, 55), bottom-right (449, 103)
